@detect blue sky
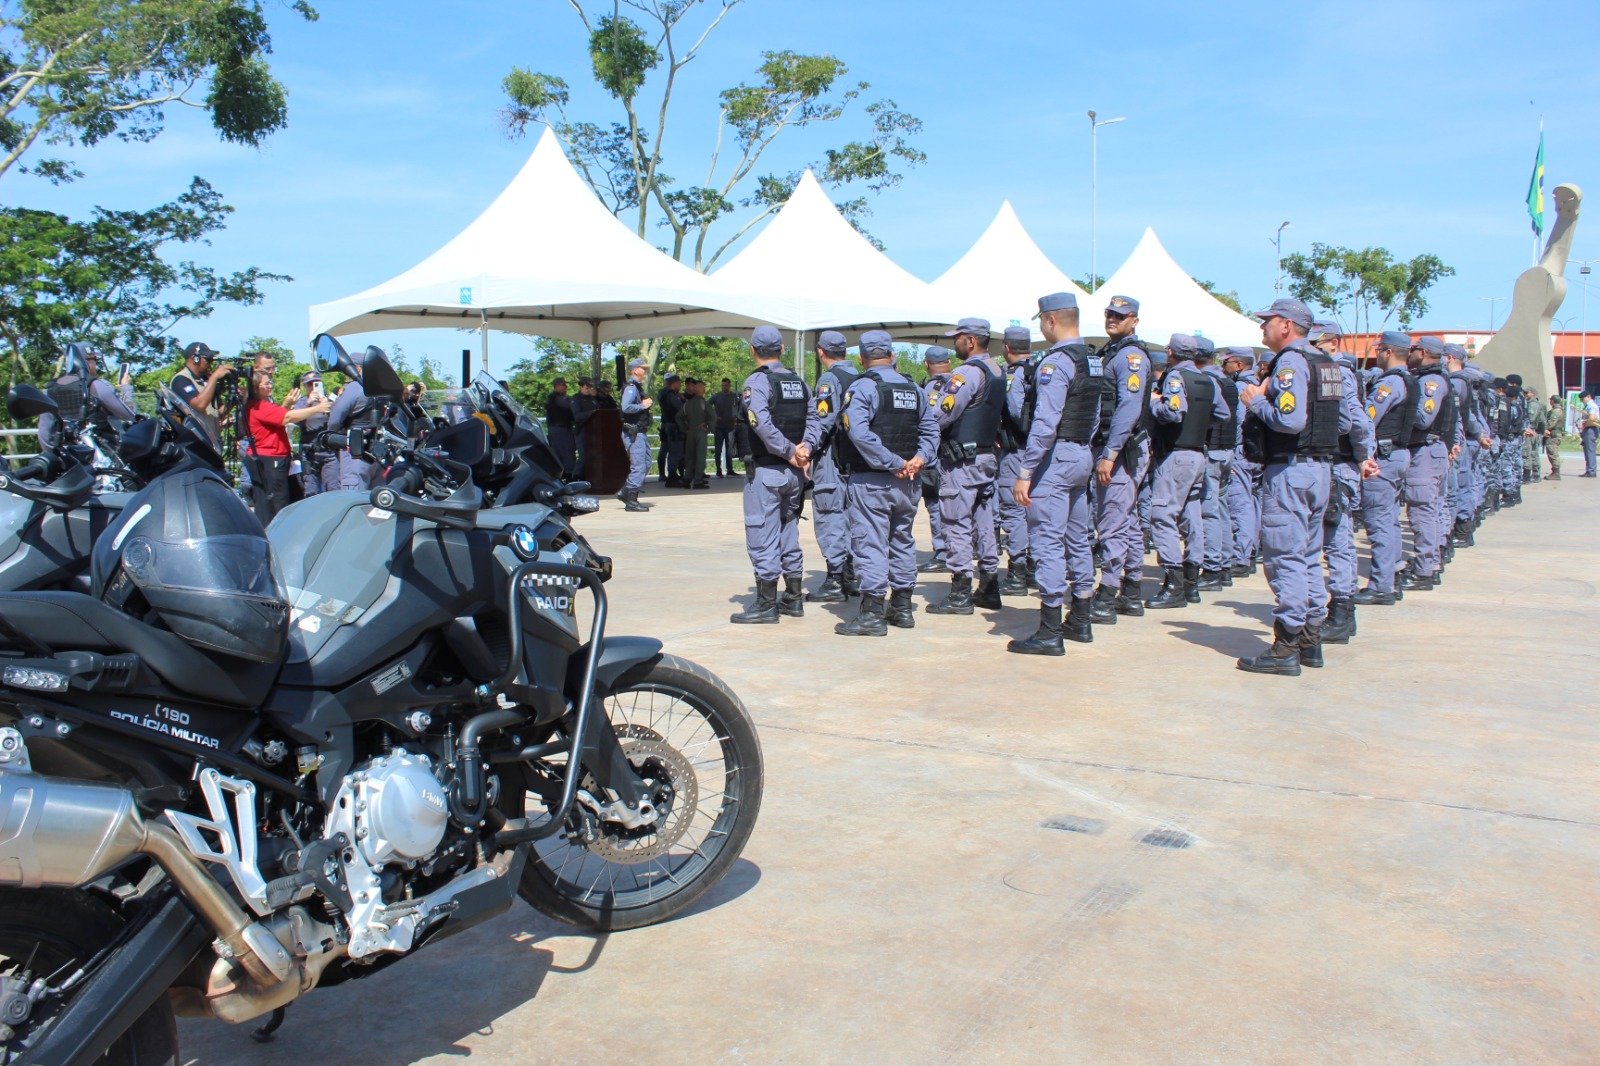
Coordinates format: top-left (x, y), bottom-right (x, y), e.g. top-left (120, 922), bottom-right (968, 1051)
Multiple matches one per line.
top-left (13, 0), bottom-right (1600, 376)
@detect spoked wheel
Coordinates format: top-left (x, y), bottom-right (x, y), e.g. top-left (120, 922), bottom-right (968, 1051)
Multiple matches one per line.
top-left (511, 653), bottom-right (763, 931)
top-left (0, 888), bottom-right (177, 1066)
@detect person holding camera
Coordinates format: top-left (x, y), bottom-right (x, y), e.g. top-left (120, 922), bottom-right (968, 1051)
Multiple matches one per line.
top-left (245, 368), bottom-right (330, 522)
top-left (170, 341), bottom-right (237, 448)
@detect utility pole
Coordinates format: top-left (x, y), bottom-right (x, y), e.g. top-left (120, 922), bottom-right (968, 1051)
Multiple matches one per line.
top-left (1273, 221), bottom-right (1291, 293)
top-left (1087, 110), bottom-right (1125, 295)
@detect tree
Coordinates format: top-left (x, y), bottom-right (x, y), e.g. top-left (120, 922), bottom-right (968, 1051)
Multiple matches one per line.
top-left (1074, 273), bottom-right (1105, 294)
top-left (1281, 243), bottom-right (1455, 332)
top-left (0, 0), bottom-right (317, 184)
top-left (499, 1), bottom-right (925, 272)
top-left (1196, 279), bottom-right (1243, 313)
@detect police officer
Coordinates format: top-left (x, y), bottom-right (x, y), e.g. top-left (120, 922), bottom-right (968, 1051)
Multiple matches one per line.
top-left (1399, 337), bottom-right (1457, 590)
top-left (38, 343), bottom-right (136, 451)
top-left (1090, 294), bottom-right (1150, 622)
top-left (1145, 334), bottom-right (1226, 609)
top-left (571, 377), bottom-right (598, 481)
top-left (1219, 347), bottom-right (1262, 578)
top-left (996, 326), bottom-right (1039, 596)
top-left (1354, 333), bottom-right (1415, 606)
top-left (618, 358), bottom-right (654, 512)
top-left (292, 370), bottom-right (336, 496)
top-left (1306, 321), bottom-right (1375, 644)
top-left (730, 325), bottom-right (820, 624)
top-left (657, 374), bottom-right (686, 487)
top-left (1194, 336), bottom-right (1242, 593)
top-left (928, 318), bottom-right (1006, 614)
top-left (544, 377), bottom-right (580, 478)
top-left (1444, 343), bottom-right (1490, 546)
top-left (326, 349), bottom-right (381, 491)
top-left (1500, 373), bottom-right (1528, 505)
top-left (834, 330), bottom-right (939, 636)
top-left (1236, 298), bottom-right (1336, 677)
top-left (1008, 292), bottom-right (1104, 654)
top-left (917, 347), bottom-right (953, 573)
top-left (806, 330), bottom-right (859, 603)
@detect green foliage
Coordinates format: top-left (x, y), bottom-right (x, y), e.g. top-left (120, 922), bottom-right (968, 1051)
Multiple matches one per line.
top-left (1282, 243), bottom-right (1456, 331)
top-left (0, 0), bottom-right (317, 183)
top-left (1074, 274), bottom-right (1106, 293)
top-left (1196, 280), bottom-right (1244, 313)
top-left (588, 14), bottom-right (657, 102)
top-left (504, 338), bottom-right (592, 412)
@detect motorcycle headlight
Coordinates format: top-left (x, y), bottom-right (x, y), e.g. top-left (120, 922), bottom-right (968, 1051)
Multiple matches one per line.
top-left (510, 524), bottom-right (540, 560)
top-left (563, 494), bottom-right (600, 515)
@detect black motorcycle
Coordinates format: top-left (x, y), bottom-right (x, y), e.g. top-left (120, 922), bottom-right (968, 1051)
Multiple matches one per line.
top-left (0, 342), bottom-right (762, 1064)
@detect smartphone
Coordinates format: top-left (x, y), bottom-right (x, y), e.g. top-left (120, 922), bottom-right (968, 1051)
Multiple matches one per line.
top-left (313, 382), bottom-right (325, 401)
top-left (119, 361), bottom-right (131, 382)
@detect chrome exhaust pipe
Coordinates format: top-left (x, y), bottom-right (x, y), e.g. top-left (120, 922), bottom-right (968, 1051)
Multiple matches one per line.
top-left (0, 769), bottom-right (289, 987)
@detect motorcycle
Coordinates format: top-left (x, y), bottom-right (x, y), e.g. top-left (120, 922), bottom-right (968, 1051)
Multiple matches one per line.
top-left (0, 341), bottom-right (763, 1064)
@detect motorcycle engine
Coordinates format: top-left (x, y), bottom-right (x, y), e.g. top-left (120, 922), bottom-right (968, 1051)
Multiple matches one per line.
top-left (331, 751), bottom-right (449, 869)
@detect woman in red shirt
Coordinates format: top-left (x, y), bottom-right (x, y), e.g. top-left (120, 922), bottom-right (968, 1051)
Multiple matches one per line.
top-left (246, 370), bottom-right (330, 523)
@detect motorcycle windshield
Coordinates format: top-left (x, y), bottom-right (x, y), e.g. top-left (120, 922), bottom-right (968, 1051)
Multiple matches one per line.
top-left (469, 373), bottom-right (564, 479)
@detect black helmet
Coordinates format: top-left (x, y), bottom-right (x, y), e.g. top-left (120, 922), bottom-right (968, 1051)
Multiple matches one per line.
top-left (93, 466), bottom-right (288, 663)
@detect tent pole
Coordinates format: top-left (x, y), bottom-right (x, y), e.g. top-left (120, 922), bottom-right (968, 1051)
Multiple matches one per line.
top-left (479, 311), bottom-right (489, 373)
top-left (590, 321), bottom-right (602, 382)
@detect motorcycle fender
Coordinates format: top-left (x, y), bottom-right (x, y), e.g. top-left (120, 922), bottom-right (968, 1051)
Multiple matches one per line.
top-left (565, 636), bottom-right (663, 700)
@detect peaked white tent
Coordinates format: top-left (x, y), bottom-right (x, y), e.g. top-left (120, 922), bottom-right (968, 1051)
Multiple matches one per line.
top-left (307, 128), bottom-right (773, 364)
top-left (917, 201), bottom-right (1091, 344)
top-left (1097, 228), bottom-right (1265, 349)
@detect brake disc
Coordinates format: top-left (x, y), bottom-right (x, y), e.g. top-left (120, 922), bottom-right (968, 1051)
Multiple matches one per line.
top-left (583, 738), bottom-right (698, 864)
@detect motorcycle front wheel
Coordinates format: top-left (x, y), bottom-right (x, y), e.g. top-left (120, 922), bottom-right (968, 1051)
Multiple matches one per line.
top-left (508, 653), bottom-right (763, 931)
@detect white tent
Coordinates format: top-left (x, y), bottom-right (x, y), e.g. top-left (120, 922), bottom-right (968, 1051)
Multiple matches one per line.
top-left (917, 201), bottom-right (1091, 344)
top-left (706, 169), bottom-right (955, 340)
top-left (307, 127), bottom-right (774, 361)
top-left (1097, 228), bottom-right (1265, 349)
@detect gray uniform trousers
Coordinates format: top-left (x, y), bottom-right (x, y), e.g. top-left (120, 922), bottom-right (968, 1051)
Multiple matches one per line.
top-left (624, 428), bottom-right (650, 491)
top-left (1094, 445), bottom-right (1147, 584)
top-left (1316, 460), bottom-right (1361, 617)
top-left (1454, 442), bottom-right (1480, 521)
top-left (811, 449), bottom-right (852, 571)
top-left (338, 451), bottom-right (376, 491)
top-left (1025, 442), bottom-right (1095, 608)
top-left (1201, 449), bottom-right (1233, 571)
top-left (1404, 440), bottom-right (1449, 576)
top-left (1583, 426), bottom-right (1598, 475)
top-left (743, 463), bottom-right (804, 582)
top-left (997, 450), bottom-right (1028, 562)
top-left (847, 471), bottom-right (920, 597)
top-left (1149, 449), bottom-right (1206, 567)
top-left (1260, 456), bottom-right (1331, 630)
top-left (1225, 454), bottom-right (1261, 567)
top-left (1360, 449), bottom-right (1410, 593)
top-left (938, 453), bottom-right (999, 576)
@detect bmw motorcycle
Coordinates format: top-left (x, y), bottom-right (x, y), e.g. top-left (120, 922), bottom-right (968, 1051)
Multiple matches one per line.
top-left (0, 340), bottom-right (763, 1064)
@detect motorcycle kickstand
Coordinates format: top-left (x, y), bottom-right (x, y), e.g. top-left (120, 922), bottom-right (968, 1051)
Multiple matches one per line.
top-left (251, 1006), bottom-right (288, 1044)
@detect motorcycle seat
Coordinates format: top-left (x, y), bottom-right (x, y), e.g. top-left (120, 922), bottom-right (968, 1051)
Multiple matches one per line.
top-left (0, 464), bottom-right (94, 511)
top-left (0, 591), bottom-right (278, 707)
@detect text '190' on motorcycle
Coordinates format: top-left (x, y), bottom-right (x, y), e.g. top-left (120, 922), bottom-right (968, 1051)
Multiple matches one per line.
top-left (0, 335), bottom-right (763, 1065)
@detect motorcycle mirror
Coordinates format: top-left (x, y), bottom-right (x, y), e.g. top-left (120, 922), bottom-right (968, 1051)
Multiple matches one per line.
top-left (361, 349), bottom-right (406, 402)
top-left (6, 384), bottom-right (58, 420)
top-left (311, 333), bottom-right (353, 376)
top-left (62, 342), bottom-right (91, 378)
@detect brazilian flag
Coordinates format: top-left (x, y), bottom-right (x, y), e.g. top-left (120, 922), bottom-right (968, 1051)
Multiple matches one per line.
top-left (1527, 132), bottom-right (1545, 236)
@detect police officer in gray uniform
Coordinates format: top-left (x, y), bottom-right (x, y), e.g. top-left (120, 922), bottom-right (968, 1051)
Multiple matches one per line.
top-left (996, 326), bottom-right (1038, 596)
top-left (1236, 298), bottom-right (1338, 676)
top-left (1220, 347), bottom-right (1262, 578)
top-left (1354, 332), bottom-right (1415, 606)
top-left (1307, 321), bottom-right (1375, 645)
top-left (928, 318), bottom-right (1006, 614)
top-left (39, 344), bottom-right (136, 451)
top-left (327, 349), bottom-right (380, 491)
top-left (618, 358), bottom-right (654, 512)
top-left (1145, 334), bottom-right (1228, 609)
top-left (292, 370), bottom-right (336, 496)
top-left (917, 348), bottom-right (952, 572)
top-left (1444, 343), bottom-right (1490, 547)
top-left (1008, 293), bottom-right (1104, 654)
top-left (1194, 336), bottom-right (1242, 592)
top-left (730, 325), bottom-right (821, 624)
top-left (805, 330), bottom-right (859, 603)
top-left (1399, 337), bottom-right (1458, 590)
top-left (834, 331), bottom-right (940, 636)
top-left (1090, 294), bottom-right (1149, 622)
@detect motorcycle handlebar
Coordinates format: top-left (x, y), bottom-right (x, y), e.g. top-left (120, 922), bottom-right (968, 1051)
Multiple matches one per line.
top-left (7, 457), bottom-right (48, 482)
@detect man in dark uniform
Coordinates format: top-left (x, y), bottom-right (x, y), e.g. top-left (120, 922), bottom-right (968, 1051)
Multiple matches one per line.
top-left (544, 377), bottom-right (579, 478)
top-left (618, 358), bottom-right (653, 512)
top-left (571, 377), bottom-right (598, 480)
top-left (730, 325), bottom-right (821, 624)
top-left (996, 325), bottom-right (1038, 596)
top-left (1145, 334), bottom-right (1228, 609)
top-left (1236, 298), bottom-right (1337, 676)
top-left (38, 344), bottom-right (136, 451)
top-left (1008, 292), bottom-right (1104, 654)
top-left (916, 347), bottom-right (953, 573)
top-left (928, 318), bottom-right (1006, 615)
top-left (1090, 295), bottom-right (1149, 621)
top-left (834, 330), bottom-right (940, 636)
top-left (806, 330), bottom-right (859, 603)
top-left (657, 374), bottom-right (686, 487)
top-left (711, 377), bottom-right (739, 478)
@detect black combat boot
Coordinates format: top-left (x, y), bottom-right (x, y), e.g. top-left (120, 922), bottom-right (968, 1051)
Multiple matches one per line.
top-left (1088, 583), bottom-right (1119, 625)
top-left (1116, 576), bottom-right (1145, 617)
top-left (805, 566), bottom-right (847, 604)
top-left (1353, 585), bottom-right (1395, 606)
top-left (917, 550), bottom-right (949, 573)
top-left (1236, 621), bottom-right (1303, 676)
top-left (730, 578), bottom-right (779, 624)
top-left (927, 574), bottom-right (975, 615)
top-left (1196, 567), bottom-right (1229, 591)
top-left (1007, 603), bottom-right (1065, 656)
top-left (1230, 560), bottom-right (1256, 578)
top-left (1399, 568), bottom-right (1437, 591)
top-left (973, 569), bottom-right (1003, 610)
top-left (1024, 555), bottom-right (1038, 588)
top-left (623, 491), bottom-right (650, 513)
top-left (1452, 517), bottom-right (1475, 547)
top-left (1298, 623), bottom-right (1324, 668)
top-left (778, 575), bottom-right (805, 618)
top-left (1321, 598), bottom-right (1355, 644)
top-left (840, 559), bottom-right (861, 597)
top-left (1064, 595), bottom-right (1094, 644)
top-left (885, 588), bottom-right (916, 629)
top-left (1144, 567), bottom-right (1187, 610)
top-left (834, 593), bottom-right (887, 636)
top-left (1442, 541), bottom-right (1455, 565)
top-left (998, 557), bottom-right (1031, 596)
top-left (1182, 561), bottom-right (1202, 603)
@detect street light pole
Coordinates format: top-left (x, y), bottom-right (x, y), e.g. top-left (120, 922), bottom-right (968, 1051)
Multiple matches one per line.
top-left (1087, 110), bottom-right (1125, 295)
top-left (1273, 221), bottom-right (1291, 293)
top-left (1568, 258), bottom-right (1595, 392)
top-left (1478, 296), bottom-right (1503, 331)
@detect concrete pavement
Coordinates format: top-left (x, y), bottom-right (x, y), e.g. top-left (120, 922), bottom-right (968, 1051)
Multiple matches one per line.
top-left (183, 464), bottom-right (1600, 1065)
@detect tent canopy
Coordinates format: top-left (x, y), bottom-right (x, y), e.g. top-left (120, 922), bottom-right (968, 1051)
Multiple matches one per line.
top-left (307, 128), bottom-right (773, 345)
top-left (1097, 228), bottom-right (1265, 349)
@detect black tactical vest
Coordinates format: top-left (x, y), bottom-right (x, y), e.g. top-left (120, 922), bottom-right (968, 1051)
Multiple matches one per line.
top-left (949, 357), bottom-right (1004, 452)
top-left (46, 375), bottom-right (88, 423)
top-left (1156, 368), bottom-right (1215, 451)
top-left (1372, 368), bottom-right (1416, 445)
top-left (1206, 372), bottom-right (1239, 452)
top-left (746, 366), bottom-right (809, 466)
top-left (620, 381), bottom-right (652, 429)
top-left (999, 358), bottom-right (1041, 450)
top-left (1254, 349), bottom-right (1341, 461)
top-left (1507, 392), bottom-right (1527, 433)
top-left (837, 369), bottom-right (921, 474)
top-left (1408, 367), bottom-right (1453, 446)
top-left (1053, 345), bottom-right (1107, 444)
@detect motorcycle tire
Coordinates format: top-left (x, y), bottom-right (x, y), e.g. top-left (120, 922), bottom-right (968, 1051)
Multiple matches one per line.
top-left (0, 887), bottom-right (178, 1066)
top-left (511, 653), bottom-right (763, 932)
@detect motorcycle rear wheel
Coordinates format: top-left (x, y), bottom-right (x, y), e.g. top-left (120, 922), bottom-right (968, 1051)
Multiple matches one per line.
top-left (511, 653), bottom-right (763, 931)
top-left (0, 887), bottom-right (178, 1066)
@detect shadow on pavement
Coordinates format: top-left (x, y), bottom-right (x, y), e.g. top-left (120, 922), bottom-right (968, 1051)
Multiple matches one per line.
top-left (1208, 599), bottom-right (1275, 625)
top-left (1160, 619), bottom-right (1263, 658)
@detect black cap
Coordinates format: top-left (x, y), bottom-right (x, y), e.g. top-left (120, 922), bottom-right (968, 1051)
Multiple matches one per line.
top-left (183, 341), bottom-right (219, 361)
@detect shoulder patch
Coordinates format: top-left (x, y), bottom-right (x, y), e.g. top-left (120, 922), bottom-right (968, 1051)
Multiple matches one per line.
top-left (742, 387), bottom-right (752, 402)
top-left (1038, 364), bottom-right (1054, 381)
top-left (1166, 375), bottom-right (1184, 393)
top-left (1423, 398), bottom-right (1436, 414)
top-left (1127, 354), bottom-right (1142, 370)
top-left (818, 381), bottom-right (832, 396)
top-left (1424, 380), bottom-right (1440, 395)
top-left (940, 393), bottom-right (955, 413)
top-left (949, 374), bottom-right (965, 390)
top-left (816, 399), bottom-right (830, 416)
top-left (1366, 404), bottom-right (1377, 420)
top-left (1375, 385), bottom-right (1391, 400)
top-left (1167, 394), bottom-right (1182, 410)
top-left (1277, 391), bottom-right (1296, 415)
top-left (1127, 372), bottom-right (1140, 393)
top-left (1275, 369), bottom-right (1296, 389)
